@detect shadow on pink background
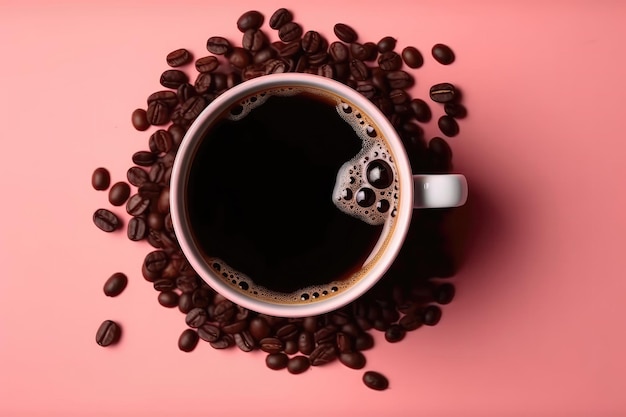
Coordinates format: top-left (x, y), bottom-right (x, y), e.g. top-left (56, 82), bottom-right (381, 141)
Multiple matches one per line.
top-left (1, 1), bottom-right (625, 416)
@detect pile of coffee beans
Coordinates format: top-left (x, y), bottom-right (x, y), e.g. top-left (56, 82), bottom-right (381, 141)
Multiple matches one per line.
top-left (92, 8), bottom-right (465, 391)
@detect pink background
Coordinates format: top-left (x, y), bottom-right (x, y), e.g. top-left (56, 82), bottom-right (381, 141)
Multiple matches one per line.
top-left (1, 1), bottom-right (625, 416)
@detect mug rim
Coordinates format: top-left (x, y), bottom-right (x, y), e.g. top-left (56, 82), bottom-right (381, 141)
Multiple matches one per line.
top-left (170, 73), bottom-right (414, 317)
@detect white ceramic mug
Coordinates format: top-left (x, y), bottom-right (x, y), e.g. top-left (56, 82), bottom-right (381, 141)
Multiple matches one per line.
top-left (170, 73), bottom-right (467, 318)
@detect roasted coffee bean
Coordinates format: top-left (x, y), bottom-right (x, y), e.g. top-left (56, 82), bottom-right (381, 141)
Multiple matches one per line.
top-left (432, 43), bottom-right (455, 65)
top-left (331, 311), bottom-right (351, 326)
top-left (430, 83), bottom-right (456, 103)
top-left (147, 90), bottom-right (178, 108)
top-left (428, 136), bottom-right (453, 168)
top-left (259, 337), bottom-right (283, 354)
top-left (229, 47), bottom-right (251, 69)
top-left (159, 70), bottom-right (188, 89)
top-left (386, 70), bottom-right (414, 88)
top-left (185, 308), bottom-right (207, 328)
top-left (234, 331), bottom-right (255, 352)
top-left (210, 334), bottom-right (235, 349)
top-left (278, 22), bottom-right (303, 42)
top-left (206, 36), bottom-right (231, 55)
top-left (444, 102), bottom-right (467, 119)
top-left (264, 58), bottom-right (288, 74)
top-left (222, 319), bottom-right (247, 335)
top-left (148, 131), bottom-right (172, 155)
top-left (195, 55), bottom-right (219, 73)
top-left (93, 209), bottom-right (119, 232)
top-left (302, 316), bottom-right (319, 333)
top-left (269, 8), bottom-right (292, 29)
top-left (309, 344), bottom-right (337, 366)
top-left (191, 287), bottom-right (211, 309)
top-left (384, 324), bottom-right (406, 343)
top-left (402, 46), bottom-right (423, 68)
top-left (91, 167), bottom-right (110, 191)
top-left (433, 283), bottom-right (455, 305)
top-left (349, 59), bottom-right (369, 81)
top-left (127, 216), bottom-right (147, 241)
top-left (144, 250), bottom-right (168, 274)
top-left (363, 371), bottom-right (389, 391)
top-left (373, 319), bottom-right (390, 331)
top-left (422, 305), bottom-right (443, 326)
top-left (399, 312), bottom-right (423, 331)
top-left (176, 275), bottom-right (199, 293)
top-left (237, 10), bottom-right (264, 32)
top-left (341, 323), bottom-right (360, 337)
top-left (242, 29), bottom-right (266, 52)
top-left (253, 47), bottom-right (277, 64)
top-left (438, 115), bottom-right (459, 137)
top-left (132, 151), bottom-right (156, 167)
top-left (339, 351), bottom-right (366, 369)
top-left (248, 317), bottom-right (270, 341)
top-left (266, 353), bottom-right (289, 370)
top-left (103, 272), bottom-right (128, 297)
top-left (158, 291), bottom-right (179, 308)
top-left (349, 42), bottom-right (368, 60)
top-left (410, 98), bottom-right (432, 122)
top-left (355, 332), bottom-right (374, 351)
top-left (276, 323), bottom-right (299, 341)
top-left (126, 167), bottom-right (149, 187)
top-left (388, 89), bottom-right (409, 105)
top-left (138, 182), bottom-right (160, 201)
top-left (180, 96), bottom-right (207, 122)
top-left (307, 50), bottom-right (328, 66)
top-left (336, 332), bottom-right (353, 353)
top-left (166, 48), bottom-right (192, 67)
top-left (402, 122), bottom-right (423, 137)
top-left (314, 325), bottom-right (337, 345)
top-left (213, 300), bottom-right (236, 323)
top-left (355, 82), bottom-right (376, 99)
top-left (333, 23), bottom-right (357, 43)
top-left (198, 323), bottom-right (220, 342)
top-left (131, 108), bottom-right (149, 131)
top-left (317, 63), bottom-right (334, 78)
top-left (153, 278), bottom-right (175, 292)
top-left (194, 73), bottom-right (213, 94)
top-left (287, 356), bottom-right (310, 374)
top-left (178, 329), bottom-right (199, 352)
top-left (96, 320), bottom-right (121, 347)
top-left (176, 83), bottom-right (197, 103)
top-left (378, 51), bottom-right (402, 71)
top-left (377, 36), bottom-right (397, 53)
top-left (275, 40), bottom-right (301, 58)
top-left (108, 182), bottom-right (130, 206)
top-left (363, 42), bottom-right (378, 61)
top-left (356, 316), bottom-right (373, 331)
top-left (297, 331), bottom-right (314, 355)
top-left (242, 64), bottom-right (266, 81)
top-left (329, 41), bottom-right (349, 63)
top-left (301, 31), bottom-right (322, 54)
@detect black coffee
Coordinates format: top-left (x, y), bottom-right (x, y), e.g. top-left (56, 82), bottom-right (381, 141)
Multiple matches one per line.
top-left (186, 88), bottom-right (399, 303)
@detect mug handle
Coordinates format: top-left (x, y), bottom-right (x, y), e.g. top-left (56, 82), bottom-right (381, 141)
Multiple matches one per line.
top-left (413, 174), bottom-right (468, 208)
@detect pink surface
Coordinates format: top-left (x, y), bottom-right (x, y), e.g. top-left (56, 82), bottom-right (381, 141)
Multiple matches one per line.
top-left (1, 1), bottom-right (625, 416)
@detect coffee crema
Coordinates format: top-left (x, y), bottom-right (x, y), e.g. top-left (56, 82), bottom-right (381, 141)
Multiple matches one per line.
top-left (185, 86), bottom-right (400, 304)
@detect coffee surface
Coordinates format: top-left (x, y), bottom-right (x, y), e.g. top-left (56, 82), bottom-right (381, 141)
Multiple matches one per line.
top-left (187, 90), bottom-right (397, 301)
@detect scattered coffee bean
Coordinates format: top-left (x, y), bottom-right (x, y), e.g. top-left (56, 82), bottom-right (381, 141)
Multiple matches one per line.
top-left (287, 355), bottom-right (310, 374)
top-left (229, 47), bottom-right (252, 69)
top-left (438, 115), bottom-right (460, 137)
top-left (334, 23), bottom-right (358, 43)
top-left (355, 332), bottom-right (374, 351)
top-left (377, 36), bottom-right (397, 53)
top-left (108, 182), bottom-right (130, 206)
top-left (350, 42), bottom-right (368, 61)
top-left (131, 108), bottom-right (149, 131)
top-left (386, 70), bottom-right (414, 89)
top-left (378, 51), bottom-right (403, 71)
top-left (384, 324), bottom-right (406, 343)
top-left (266, 352), bottom-right (289, 370)
top-left (432, 43), bottom-right (455, 65)
top-left (126, 217), bottom-right (147, 241)
top-left (433, 283), bottom-right (456, 305)
top-left (430, 83), bottom-right (456, 103)
top-left (402, 46), bottom-right (423, 68)
top-left (185, 308), bottom-right (207, 328)
top-left (147, 90), bottom-right (178, 108)
top-left (349, 59), bottom-right (369, 81)
top-left (96, 320), bottom-right (121, 347)
top-left (278, 22), bottom-right (303, 42)
top-left (301, 31), bottom-right (322, 54)
top-left (269, 8), bottom-right (292, 29)
top-left (210, 334), bottom-right (234, 349)
top-left (363, 42), bottom-right (378, 61)
top-left (132, 151), bottom-right (157, 167)
top-left (339, 351), bottom-right (366, 369)
top-left (178, 328), bottom-right (199, 352)
top-left (206, 36), bottom-right (231, 55)
top-left (148, 130), bottom-right (173, 155)
top-left (195, 56), bottom-right (219, 73)
top-left (423, 305), bottom-right (443, 326)
top-left (444, 102), bottom-right (467, 119)
top-left (103, 272), bottom-right (128, 297)
top-left (410, 98), bottom-right (432, 123)
top-left (309, 344), bottom-right (337, 366)
top-left (234, 331), bottom-right (255, 352)
top-left (126, 193), bottom-right (150, 216)
top-left (243, 29), bottom-right (266, 52)
top-left (158, 291), bottom-right (179, 308)
top-left (399, 313), bottom-right (423, 331)
top-left (329, 41), bottom-right (349, 63)
top-left (363, 371), bottom-right (389, 391)
top-left (126, 166), bottom-right (149, 187)
top-left (159, 69), bottom-right (188, 89)
top-left (91, 167), bottom-right (110, 191)
top-left (166, 48), bottom-right (192, 67)
top-left (259, 337), bottom-right (283, 354)
top-left (194, 72), bottom-right (213, 94)
top-left (237, 10), bottom-right (264, 32)
top-left (93, 208), bottom-right (119, 232)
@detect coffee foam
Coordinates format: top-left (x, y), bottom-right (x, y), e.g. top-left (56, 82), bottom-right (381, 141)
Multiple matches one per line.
top-left (206, 86), bottom-right (399, 304)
